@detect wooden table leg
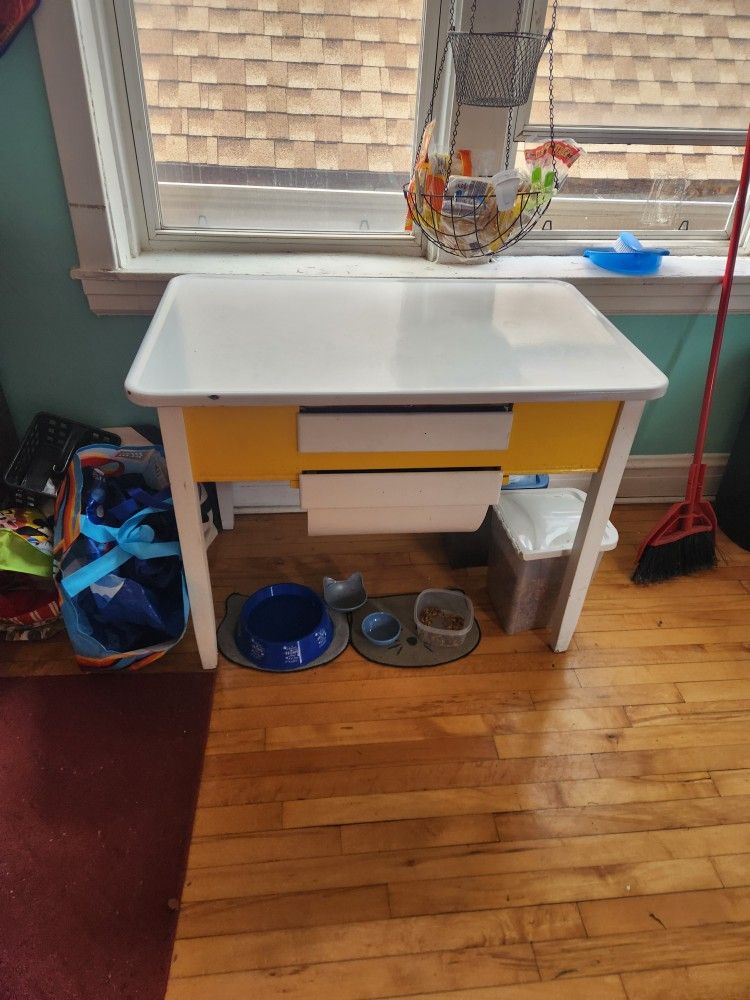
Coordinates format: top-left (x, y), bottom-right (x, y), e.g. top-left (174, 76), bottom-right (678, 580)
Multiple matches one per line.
top-left (159, 406), bottom-right (219, 670)
top-left (548, 399), bottom-right (645, 653)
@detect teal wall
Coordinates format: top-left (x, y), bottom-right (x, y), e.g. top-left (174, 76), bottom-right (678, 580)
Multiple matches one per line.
top-left (1, 22), bottom-right (749, 455)
top-left (0, 22), bottom-right (149, 436)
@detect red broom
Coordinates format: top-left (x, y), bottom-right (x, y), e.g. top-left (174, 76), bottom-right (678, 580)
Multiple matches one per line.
top-left (633, 123), bottom-right (750, 584)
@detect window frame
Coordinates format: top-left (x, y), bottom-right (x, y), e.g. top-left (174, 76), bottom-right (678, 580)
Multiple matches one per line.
top-left (34, 0), bottom-right (750, 316)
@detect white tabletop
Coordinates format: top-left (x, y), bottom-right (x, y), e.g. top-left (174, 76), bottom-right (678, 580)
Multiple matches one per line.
top-left (125, 276), bottom-right (668, 407)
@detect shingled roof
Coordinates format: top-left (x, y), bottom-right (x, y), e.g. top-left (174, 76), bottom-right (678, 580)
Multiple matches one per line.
top-left (135, 0), bottom-right (748, 198)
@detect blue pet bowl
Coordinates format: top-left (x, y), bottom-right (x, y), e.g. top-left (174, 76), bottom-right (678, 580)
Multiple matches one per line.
top-left (361, 611), bottom-right (401, 647)
top-left (583, 247), bottom-right (669, 275)
top-left (235, 583), bottom-right (333, 671)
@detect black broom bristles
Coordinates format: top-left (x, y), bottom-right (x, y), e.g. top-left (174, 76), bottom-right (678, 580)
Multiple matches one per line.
top-left (632, 529), bottom-right (717, 585)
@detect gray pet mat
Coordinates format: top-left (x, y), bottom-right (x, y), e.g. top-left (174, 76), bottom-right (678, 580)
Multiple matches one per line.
top-left (351, 592), bottom-right (480, 667)
top-left (218, 592), bottom-right (350, 672)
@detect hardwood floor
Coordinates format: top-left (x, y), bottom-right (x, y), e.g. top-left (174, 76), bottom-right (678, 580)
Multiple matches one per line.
top-left (5, 505), bottom-right (750, 998)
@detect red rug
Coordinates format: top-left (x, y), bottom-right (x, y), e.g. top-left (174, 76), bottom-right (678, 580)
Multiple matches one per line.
top-left (0, 673), bottom-right (214, 1000)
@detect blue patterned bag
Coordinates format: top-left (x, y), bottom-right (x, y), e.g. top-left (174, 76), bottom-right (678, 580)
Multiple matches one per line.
top-left (54, 444), bottom-right (188, 670)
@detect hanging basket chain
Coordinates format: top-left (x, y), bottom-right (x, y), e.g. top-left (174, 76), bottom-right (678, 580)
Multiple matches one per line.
top-left (549, 0), bottom-right (558, 188)
top-left (503, 0), bottom-right (525, 169)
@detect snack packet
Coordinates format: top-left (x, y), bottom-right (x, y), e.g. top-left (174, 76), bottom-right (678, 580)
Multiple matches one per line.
top-left (525, 138), bottom-right (582, 194)
top-left (405, 119), bottom-right (436, 230)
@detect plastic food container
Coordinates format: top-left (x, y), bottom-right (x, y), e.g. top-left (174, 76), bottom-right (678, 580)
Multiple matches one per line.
top-left (487, 488), bottom-right (618, 634)
top-left (414, 589), bottom-right (474, 648)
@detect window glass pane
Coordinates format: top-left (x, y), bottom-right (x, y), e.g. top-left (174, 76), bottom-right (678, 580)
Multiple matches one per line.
top-left (530, 143), bottom-right (742, 233)
top-left (132, 0), bottom-right (425, 233)
top-left (523, 0), bottom-right (747, 234)
top-left (530, 0), bottom-right (749, 131)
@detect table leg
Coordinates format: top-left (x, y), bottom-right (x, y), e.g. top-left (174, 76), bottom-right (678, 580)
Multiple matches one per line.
top-left (548, 400), bottom-right (645, 653)
top-left (159, 406), bottom-right (218, 670)
top-left (216, 482), bottom-right (235, 531)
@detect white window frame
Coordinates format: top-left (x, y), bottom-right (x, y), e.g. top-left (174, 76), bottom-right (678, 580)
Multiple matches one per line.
top-left (34, 0), bottom-right (750, 316)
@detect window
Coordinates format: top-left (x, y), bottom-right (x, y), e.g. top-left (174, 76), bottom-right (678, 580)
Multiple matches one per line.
top-left (124, 0), bottom-right (432, 236)
top-left (519, 0), bottom-right (749, 237)
top-left (33, 0), bottom-right (750, 316)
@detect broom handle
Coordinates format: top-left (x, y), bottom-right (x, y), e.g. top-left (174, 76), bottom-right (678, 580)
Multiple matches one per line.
top-left (692, 124), bottom-right (750, 478)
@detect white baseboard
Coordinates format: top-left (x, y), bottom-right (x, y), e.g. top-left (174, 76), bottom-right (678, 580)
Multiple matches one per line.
top-left (549, 452), bottom-right (728, 503)
top-left (230, 453), bottom-right (728, 513)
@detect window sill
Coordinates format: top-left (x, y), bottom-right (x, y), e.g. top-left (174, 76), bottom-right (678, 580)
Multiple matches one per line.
top-left (72, 252), bottom-right (750, 317)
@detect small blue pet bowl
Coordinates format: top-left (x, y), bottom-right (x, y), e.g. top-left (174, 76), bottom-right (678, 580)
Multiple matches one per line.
top-left (235, 583), bottom-right (333, 671)
top-left (361, 611), bottom-right (401, 647)
top-left (583, 247), bottom-right (669, 275)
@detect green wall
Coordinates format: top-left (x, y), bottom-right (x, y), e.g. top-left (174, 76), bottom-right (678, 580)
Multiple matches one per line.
top-left (0, 22), bottom-right (149, 435)
top-left (1, 22), bottom-right (748, 455)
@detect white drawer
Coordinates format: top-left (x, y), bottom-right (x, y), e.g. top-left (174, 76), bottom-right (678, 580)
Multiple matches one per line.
top-left (299, 469), bottom-right (501, 535)
top-left (297, 408), bottom-right (512, 454)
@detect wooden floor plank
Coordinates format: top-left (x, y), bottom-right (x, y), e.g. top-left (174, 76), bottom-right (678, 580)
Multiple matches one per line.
top-left (198, 754), bottom-right (599, 808)
top-left (265, 715), bottom-right (492, 751)
top-left (340, 815), bottom-right (499, 855)
top-left (593, 744), bottom-right (750, 778)
top-left (711, 768), bottom-right (750, 797)
top-left (165, 943), bottom-right (539, 1000)
top-left (575, 654), bottom-right (750, 689)
top-left (202, 735), bottom-right (499, 776)
top-left (579, 885), bottom-right (750, 936)
top-left (187, 827), bottom-right (342, 869)
top-left (388, 859), bottom-right (721, 918)
top-left (171, 903), bottom-right (583, 978)
top-left (282, 773), bottom-right (716, 829)
top-left (534, 922), bottom-right (750, 981)
top-left (402, 979), bottom-right (627, 1000)
top-left (621, 960), bottom-right (750, 999)
top-left (209, 688), bottom-right (533, 730)
top-left (712, 853), bottom-right (750, 888)
top-left (495, 718), bottom-right (750, 759)
top-left (175, 885), bottom-right (391, 939)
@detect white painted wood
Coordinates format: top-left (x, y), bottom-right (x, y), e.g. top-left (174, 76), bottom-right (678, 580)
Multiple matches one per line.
top-left (215, 482), bottom-right (235, 531)
top-left (548, 400), bottom-right (645, 653)
top-left (299, 470), bottom-right (502, 511)
top-left (297, 409), bottom-right (513, 454)
top-left (75, 254), bottom-right (750, 317)
top-left (34, 1), bottom-right (115, 270)
top-left (158, 407), bottom-right (218, 670)
top-left (306, 505), bottom-right (492, 535)
top-left (125, 278), bottom-right (668, 407)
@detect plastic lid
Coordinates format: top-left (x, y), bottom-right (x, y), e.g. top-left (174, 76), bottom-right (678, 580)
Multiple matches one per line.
top-left (495, 487), bottom-right (618, 560)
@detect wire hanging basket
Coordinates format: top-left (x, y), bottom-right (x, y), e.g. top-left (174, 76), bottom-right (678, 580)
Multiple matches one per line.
top-left (405, 186), bottom-right (553, 258)
top-left (404, 0), bottom-right (568, 261)
top-left (448, 29), bottom-right (552, 108)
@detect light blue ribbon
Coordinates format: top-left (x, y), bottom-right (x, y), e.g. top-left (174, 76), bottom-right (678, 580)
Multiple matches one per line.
top-left (61, 506), bottom-right (180, 599)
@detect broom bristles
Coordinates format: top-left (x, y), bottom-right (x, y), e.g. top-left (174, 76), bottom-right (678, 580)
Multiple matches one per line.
top-left (632, 529), bottom-right (716, 584)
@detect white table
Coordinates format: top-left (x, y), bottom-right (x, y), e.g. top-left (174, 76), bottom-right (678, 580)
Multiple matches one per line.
top-left (126, 276), bottom-right (668, 669)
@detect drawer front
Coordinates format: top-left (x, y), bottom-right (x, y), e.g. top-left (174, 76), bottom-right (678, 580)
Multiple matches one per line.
top-left (300, 469), bottom-right (502, 536)
top-left (306, 505), bottom-right (492, 535)
top-left (183, 401), bottom-right (619, 482)
top-left (299, 469), bottom-right (502, 509)
top-left (297, 408), bottom-right (512, 454)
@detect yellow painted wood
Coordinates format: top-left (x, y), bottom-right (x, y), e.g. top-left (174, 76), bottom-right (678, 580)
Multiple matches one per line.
top-left (183, 401), bottom-right (620, 482)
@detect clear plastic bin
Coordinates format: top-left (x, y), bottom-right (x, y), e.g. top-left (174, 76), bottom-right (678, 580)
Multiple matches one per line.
top-left (487, 488), bottom-right (618, 634)
top-left (414, 589), bottom-right (474, 648)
